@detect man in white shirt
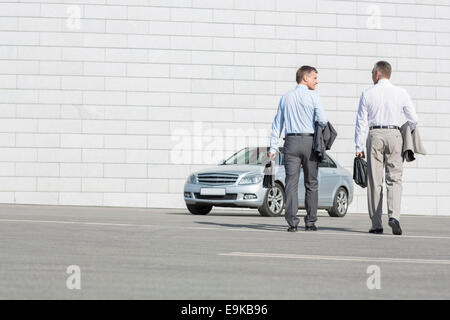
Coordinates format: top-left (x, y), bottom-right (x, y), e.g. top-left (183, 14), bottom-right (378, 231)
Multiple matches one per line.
top-left (354, 61), bottom-right (419, 235)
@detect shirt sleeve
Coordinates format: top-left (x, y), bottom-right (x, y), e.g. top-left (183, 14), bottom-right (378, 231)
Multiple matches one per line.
top-left (313, 93), bottom-right (328, 127)
top-left (355, 91), bottom-right (369, 153)
top-left (269, 98), bottom-right (285, 154)
top-left (402, 89), bottom-right (419, 130)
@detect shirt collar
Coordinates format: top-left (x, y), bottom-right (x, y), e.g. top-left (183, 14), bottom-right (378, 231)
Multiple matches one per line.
top-left (296, 84), bottom-right (308, 90)
top-left (377, 78), bottom-right (391, 85)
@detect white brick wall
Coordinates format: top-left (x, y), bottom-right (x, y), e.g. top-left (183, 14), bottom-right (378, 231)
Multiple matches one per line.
top-left (0, 0), bottom-right (449, 215)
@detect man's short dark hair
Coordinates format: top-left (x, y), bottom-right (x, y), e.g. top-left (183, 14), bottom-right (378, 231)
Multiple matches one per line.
top-left (296, 66), bottom-right (318, 83)
top-left (373, 61), bottom-right (392, 78)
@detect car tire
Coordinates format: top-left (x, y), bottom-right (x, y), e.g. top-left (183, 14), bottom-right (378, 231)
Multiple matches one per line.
top-left (186, 203), bottom-right (213, 215)
top-left (258, 182), bottom-right (285, 217)
top-left (327, 187), bottom-right (348, 217)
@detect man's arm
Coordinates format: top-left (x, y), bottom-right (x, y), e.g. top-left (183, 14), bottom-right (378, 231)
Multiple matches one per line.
top-left (355, 91), bottom-right (368, 155)
top-left (269, 98), bottom-right (285, 155)
top-left (402, 89), bottom-right (419, 130)
top-left (313, 93), bottom-right (328, 127)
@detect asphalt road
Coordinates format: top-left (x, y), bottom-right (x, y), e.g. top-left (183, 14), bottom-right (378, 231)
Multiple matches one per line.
top-left (0, 204), bottom-right (449, 300)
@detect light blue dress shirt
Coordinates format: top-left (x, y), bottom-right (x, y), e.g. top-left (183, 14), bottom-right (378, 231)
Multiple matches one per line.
top-left (269, 84), bottom-right (328, 154)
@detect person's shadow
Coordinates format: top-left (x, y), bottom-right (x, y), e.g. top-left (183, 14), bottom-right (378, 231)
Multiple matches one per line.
top-left (196, 221), bottom-right (285, 232)
top-left (195, 221), bottom-right (368, 234)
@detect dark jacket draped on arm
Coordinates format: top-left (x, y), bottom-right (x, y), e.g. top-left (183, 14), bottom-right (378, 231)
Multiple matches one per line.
top-left (313, 121), bottom-right (337, 162)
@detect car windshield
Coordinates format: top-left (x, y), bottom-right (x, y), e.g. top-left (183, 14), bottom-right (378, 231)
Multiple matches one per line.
top-left (223, 147), bottom-right (270, 165)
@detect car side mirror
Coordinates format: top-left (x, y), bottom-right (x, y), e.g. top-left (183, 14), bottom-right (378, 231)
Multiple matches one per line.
top-left (219, 160), bottom-right (226, 165)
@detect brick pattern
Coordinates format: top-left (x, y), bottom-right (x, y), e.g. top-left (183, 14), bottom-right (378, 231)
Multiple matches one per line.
top-left (0, 0), bottom-right (449, 215)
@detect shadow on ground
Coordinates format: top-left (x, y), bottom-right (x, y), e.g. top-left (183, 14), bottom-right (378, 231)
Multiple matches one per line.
top-left (166, 209), bottom-right (331, 218)
top-left (166, 211), bottom-right (261, 217)
top-left (195, 221), bottom-right (368, 234)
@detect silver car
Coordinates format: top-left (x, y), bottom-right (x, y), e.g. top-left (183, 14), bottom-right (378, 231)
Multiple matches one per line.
top-left (184, 146), bottom-right (353, 217)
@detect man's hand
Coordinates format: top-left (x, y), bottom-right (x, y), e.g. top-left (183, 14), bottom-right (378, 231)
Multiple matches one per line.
top-left (268, 151), bottom-right (276, 159)
top-left (356, 152), bottom-right (365, 158)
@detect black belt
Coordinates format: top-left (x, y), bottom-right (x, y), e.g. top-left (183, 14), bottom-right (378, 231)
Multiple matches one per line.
top-left (369, 126), bottom-right (400, 130)
top-left (286, 133), bottom-right (314, 136)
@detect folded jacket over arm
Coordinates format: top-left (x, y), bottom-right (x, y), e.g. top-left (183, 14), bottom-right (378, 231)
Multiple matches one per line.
top-left (313, 121), bottom-right (337, 162)
top-left (400, 122), bottom-right (426, 162)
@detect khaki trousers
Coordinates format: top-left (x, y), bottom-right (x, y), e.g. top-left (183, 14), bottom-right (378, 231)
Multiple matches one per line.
top-left (366, 129), bottom-right (403, 229)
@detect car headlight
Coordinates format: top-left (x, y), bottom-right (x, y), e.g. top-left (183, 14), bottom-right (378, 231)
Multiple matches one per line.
top-left (186, 174), bottom-right (198, 184)
top-left (239, 173), bottom-right (263, 185)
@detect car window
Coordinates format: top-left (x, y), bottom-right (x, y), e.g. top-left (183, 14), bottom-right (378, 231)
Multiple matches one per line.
top-left (319, 157), bottom-right (329, 168)
top-left (257, 149), bottom-right (267, 163)
top-left (328, 156), bottom-right (337, 168)
top-left (321, 155), bottom-right (337, 168)
top-left (224, 147), bottom-right (271, 165)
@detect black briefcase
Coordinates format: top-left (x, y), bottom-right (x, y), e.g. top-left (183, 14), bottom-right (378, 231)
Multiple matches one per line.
top-left (263, 159), bottom-right (275, 189)
top-left (353, 157), bottom-right (367, 188)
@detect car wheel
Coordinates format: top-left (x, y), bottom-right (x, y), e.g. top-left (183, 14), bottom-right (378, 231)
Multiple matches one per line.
top-left (258, 182), bottom-right (285, 217)
top-left (327, 187), bottom-right (348, 217)
top-left (186, 203), bottom-right (213, 215)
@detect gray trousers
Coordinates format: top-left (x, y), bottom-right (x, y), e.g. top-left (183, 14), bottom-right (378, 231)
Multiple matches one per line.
top-left (283, 135), bottom-right (319, 228)
top-left (366, 129), bottom-right (403, 229)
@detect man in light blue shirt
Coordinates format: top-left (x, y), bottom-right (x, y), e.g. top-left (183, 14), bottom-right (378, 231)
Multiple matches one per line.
top-left (268, 66), bottom-right (328, 232)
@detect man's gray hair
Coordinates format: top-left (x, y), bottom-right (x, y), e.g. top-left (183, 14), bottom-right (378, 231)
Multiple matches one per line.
top-left (373, 61), bottom-right (392, 78)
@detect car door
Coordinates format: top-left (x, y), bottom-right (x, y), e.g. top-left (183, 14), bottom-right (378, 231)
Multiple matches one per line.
top-left (318, 155), bottom-right (340, 207)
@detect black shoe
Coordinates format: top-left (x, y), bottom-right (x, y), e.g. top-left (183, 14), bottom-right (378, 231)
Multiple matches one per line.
top-left (305, 225), bottom-right (318, 231)
top-left (369, 228), bottom-right (383, 234)
top-left (388, 218), bottom-right (402, 235)
top-left (287, 226), bottom-right (298, 232)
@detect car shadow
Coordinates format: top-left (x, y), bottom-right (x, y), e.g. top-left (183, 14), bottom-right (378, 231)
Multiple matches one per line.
top-left (195, 221), bottom-right (369, 234)
top-left (166, 211), bottom-right (265, 217)
top-left (166, 210), bottom-right (326, 218)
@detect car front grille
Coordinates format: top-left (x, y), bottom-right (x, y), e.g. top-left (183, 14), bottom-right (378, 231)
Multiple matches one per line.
top-left (197, 173), bottom-right (239, 185)
top-left (194, 193), bottom-right (238, 200)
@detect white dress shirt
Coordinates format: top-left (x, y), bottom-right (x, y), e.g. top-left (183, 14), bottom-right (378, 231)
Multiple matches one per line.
top-left (354, 78), bottom-right (419, 153)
